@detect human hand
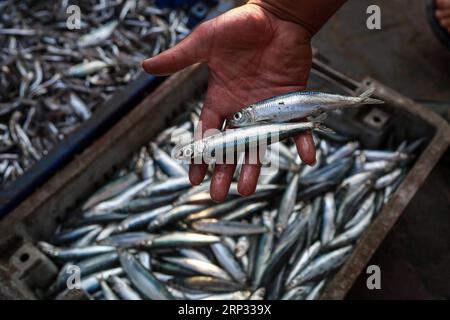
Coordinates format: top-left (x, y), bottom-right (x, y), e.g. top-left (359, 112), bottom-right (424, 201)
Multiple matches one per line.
top-left (143, 3), bottom-right (316, 202)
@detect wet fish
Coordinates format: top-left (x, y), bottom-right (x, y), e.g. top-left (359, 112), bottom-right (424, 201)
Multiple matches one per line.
top-left (174, 121), bottom-right (330, 162)
top-left (36, 90), bottom-right (418, 301)
top-left (227, 88), bottom-right (383, 127)
top-left (192, 219), bottom-right (267, 236)
top-left (119, 250), bottom-right (173, 300)
top-left (288, 246), bottom-right (353, 288)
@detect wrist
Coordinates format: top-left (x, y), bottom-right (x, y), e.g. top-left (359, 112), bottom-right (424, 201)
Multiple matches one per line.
top-left (247, 0), bottom-right (346, 36)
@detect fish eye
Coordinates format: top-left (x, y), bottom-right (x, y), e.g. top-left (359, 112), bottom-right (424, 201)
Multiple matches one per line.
top-left (183, 148), bottom-right (192, 157)
top-left (234, 112), bottom-right (242, 121)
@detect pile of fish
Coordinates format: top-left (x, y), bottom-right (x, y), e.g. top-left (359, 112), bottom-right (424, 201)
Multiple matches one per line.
top-left (35, 94), bottom-right (421, 300)
top-left (0, 0), bottom-right (194, 187)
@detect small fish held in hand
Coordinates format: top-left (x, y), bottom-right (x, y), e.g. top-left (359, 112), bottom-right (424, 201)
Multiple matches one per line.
top-left (227, 88), bottom-right (384, 127)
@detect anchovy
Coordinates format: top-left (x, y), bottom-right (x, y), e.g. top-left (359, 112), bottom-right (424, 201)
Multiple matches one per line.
top-left (174, 121), bottom-right (330, 162)
top-left (46, 252), bottom-right (119, 297)
top-left (357, 150), bottom-right (410, 162)
top-left (336, 180), bottom-right (374, 227)
top-left (170, 276), bottom-right (244, 293)
top-left (147, 204), bottom-right (207, 231)
top-left (300, 158), bottom-right (353, 187)
top-left (115, 205), bottom-right (173, 233)
top-left (200, 290), bottom-right (251, 300)
top-left (109, 276), bottom-right (141, 300)
top-left (227, 88), bottom-right (383, 126)
top-left (344, 193), bottom-right (375, 230)
top-left (321, 193), bottom-right (336, 245)
top-left (374, 168), bottom-right (403, 189)
top-left (138, 176), bottom-right (191, 197)
top-left (69, 93), bottom-right (92, 121)
top-left (276, 172), bottom-right (299, 233)
top-left (306, 280), bottom-right (326, 300)
top-left (100, 278), bottom-right (119, 300)
top-left (287, 241), bottom-right (321, 285)
top-left (53, 224), bottom-right (102, 245)
top-left (97, 232), bottom-right (152, 247)
top-left (38, 242), bottom-right (115, 261)
top-left (281, 285), bottom-right (312, 300)
top-left (58, 267), bottom-right (123, 296)
top-left (118, 193), bottom-right (179, 213)
top-left (221, 202), bottom-right (268, 221)
top-left (78, 21), bottom-right (119, 48)
top-left (150, 142), bottom-right (187, 177)
top-left (192, 219), bottom-right (267, 236)
top-left (179, 248), bottom-right (211, 263)
top-left (119, 250), bottom-right (173, 300)
top-left (163, 257), bottom-right (232, 281)
top-left (288, 246), bottom-right (353, 288)
top-left (328, 206), bottom-right (374, 249)
top-left (140, 232), bottom-right (221, 248)
top-left (211, 242), bottom-right (247, 284)
top-left (91, 179), bottom-right (154, 213)
top-left (67, 60), bottom-right (110, 77)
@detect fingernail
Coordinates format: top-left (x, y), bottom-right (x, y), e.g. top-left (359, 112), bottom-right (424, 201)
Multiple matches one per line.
top-left (142, 59), bottom-right (152, 68)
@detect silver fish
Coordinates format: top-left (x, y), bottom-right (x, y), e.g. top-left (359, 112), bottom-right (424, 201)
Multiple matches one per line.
top-left (288, 246), bottom-right (353, 288)
top-left (321, 192), bottom-right (336, 245)
top-left (163, 257), bottom-right (232, 281)
top-left (174, 121), bottom-right (329, 162)
top-left (227, 88), bottom-right (383, 127)
top-left (119, 250), bottom-right (173, 300)
top-left (78, 21), bottom-right (119, 48)
top-left (109, 276), bottom-right (142, 300)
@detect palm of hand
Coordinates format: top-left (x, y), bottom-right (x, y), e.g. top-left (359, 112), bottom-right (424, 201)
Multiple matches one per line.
top-left (143, 4), bottom-right (316, 202)
top-left (206, 5), bottom-right (313, 118)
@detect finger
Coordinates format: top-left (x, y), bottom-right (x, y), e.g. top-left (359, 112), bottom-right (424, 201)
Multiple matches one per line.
top-left (211, 164), bottom-right (237, 202)
top-left (189, 161), bottom-right (208, 186)
top-left (436, 9), bottom-right (450, 19)
top-left (439, 17), bottom-right (450, 27)
top-left (293, 131), bottom-right (316, 165)
top-left (238, 152), bottom-right (262, 197)
top-left (189, 106), bottom-right (223, 186)
top-left (142, 22), bottom-right (210, 75)
top-left (436, 0), bottom-right (450, 9)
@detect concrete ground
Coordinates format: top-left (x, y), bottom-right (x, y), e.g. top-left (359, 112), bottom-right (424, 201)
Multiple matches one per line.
top-left (312, 0), bottom-right (450, 299)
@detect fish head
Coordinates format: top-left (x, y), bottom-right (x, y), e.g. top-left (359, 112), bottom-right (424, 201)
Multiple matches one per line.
top-left (173, 143), bottom-right (195, 160)
top-left (173, 141), bottom-right (205, 161)
top-left (228, 108), bottom-right (253, 127)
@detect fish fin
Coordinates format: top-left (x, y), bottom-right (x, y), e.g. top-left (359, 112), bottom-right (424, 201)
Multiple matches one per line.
top-left (359, 87), bottom-right (384, 104)
top-left (308, 113), bottom-right (327, 123)
top-left (359, 87), bottom-right (375, 99)
top-left (308, 114), bottom-right (335, 133)
top-left (313, 123), bottom-right (335, 134)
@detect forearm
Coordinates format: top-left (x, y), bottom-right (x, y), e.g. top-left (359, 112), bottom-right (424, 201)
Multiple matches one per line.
top-left (248, 0), bottom-right (347, 36)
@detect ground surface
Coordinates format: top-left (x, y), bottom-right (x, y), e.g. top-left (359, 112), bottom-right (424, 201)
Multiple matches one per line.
top-left (313, 0), bottom-right (450, 299)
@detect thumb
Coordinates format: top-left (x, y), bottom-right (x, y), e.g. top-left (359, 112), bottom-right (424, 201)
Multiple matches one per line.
top-left (142, 22), bottom-right (210, 75)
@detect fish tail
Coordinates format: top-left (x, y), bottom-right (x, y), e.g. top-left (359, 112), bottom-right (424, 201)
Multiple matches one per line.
top-left (358, 87), bottom-right (384, 105)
